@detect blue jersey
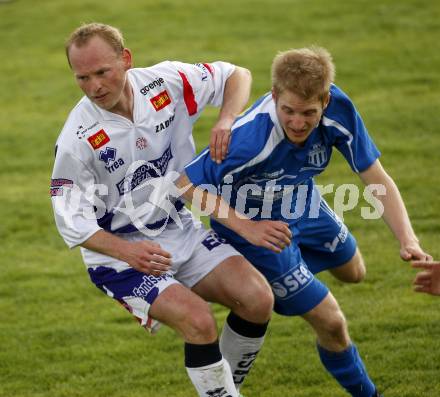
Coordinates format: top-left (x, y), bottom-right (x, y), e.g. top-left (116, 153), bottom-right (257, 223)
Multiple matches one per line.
top-left (186, 85), bottom-right (376, 316)
top-left (185, 84), bottom-right (380, 226)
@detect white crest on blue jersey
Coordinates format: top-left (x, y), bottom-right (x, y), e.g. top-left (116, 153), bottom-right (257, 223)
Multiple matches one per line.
top-left (307, 143), bottom-right (327, 167)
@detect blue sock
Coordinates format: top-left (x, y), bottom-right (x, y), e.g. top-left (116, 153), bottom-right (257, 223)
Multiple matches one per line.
top-left (317, 343), bottom-right (376, 397)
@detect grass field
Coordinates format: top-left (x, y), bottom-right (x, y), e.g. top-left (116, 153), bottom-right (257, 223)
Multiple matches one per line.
top-left (1, 0), bottom-right (440, 396)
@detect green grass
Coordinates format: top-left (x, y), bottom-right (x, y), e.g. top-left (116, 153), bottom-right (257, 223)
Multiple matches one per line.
top-left (1, 0), bottom-right (440, 396)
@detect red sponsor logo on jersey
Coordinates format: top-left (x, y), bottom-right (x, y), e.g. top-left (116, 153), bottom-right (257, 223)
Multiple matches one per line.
top-left (87, 129), bottom-right (110, 150)
top-left (150, 90), bottom-right (171, 111)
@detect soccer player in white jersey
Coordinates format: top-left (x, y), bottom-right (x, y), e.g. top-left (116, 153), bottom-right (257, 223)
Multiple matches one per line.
top-left (51, 23), bottom-right (292, 397)
top-left (181, 47), bottom-right (433, 396)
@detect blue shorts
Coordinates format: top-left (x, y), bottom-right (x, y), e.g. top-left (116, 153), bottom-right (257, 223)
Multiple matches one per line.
top-left (295, 199), bottom-right (357, 275)
top-left (212, 198), bottom-right (357, 316)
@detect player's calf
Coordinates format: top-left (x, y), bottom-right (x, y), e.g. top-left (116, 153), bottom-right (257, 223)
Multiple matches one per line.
top-left (186, 341), bottom-right (239, 397)
top-left (317, 343), bottom-right (378, 397)
top-left (148, 285), bottom-right (239, 396)
top-left (220, 311), bottom-right (269, 391)
top-left (303, 293), bottom-right (378, 397)
top-left (191, 256), bottom-right (273, 393)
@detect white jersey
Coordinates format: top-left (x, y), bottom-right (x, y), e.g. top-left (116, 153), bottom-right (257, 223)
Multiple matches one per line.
top-left (51, 61), bottom-right (234, 249)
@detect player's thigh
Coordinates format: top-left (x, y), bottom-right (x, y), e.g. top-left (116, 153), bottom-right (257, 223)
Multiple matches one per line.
top-left (88, 265), bottom-right (178, 330)
top-left (172, 228), bottom-right (273, 321)
top-left (191, 254), bottom-right (273, 320)
top-left (88, 264), bottom-right (216, 340)
top-left (225, 239), bottom-right (329, 317)
top-left (329, 247), bottom-right (366, 283)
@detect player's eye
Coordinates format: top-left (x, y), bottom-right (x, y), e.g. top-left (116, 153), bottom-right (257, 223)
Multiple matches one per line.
top-left (97, 69), bottom-right (110, 76)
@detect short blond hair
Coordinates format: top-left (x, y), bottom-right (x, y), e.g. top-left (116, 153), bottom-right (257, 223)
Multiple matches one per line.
top-left (271, 46), bottom-right (335, 101)
top-left (65, 23), bottom-right (125, 66)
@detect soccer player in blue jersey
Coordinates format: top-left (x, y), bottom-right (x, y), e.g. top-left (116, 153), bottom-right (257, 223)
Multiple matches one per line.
top-left (179, 47), bottom-right (432, 396)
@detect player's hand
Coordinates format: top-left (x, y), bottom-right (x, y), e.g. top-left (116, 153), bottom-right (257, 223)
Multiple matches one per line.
top-left (240, 220), bottom-right (292, 253)
top-left (411, 260), bottom-right (440, 296)
top-left (400, 240), bottom-right (432, 262)
top-left (122, 241), bottom-right (172, 276)
top-left (209, 118), bottom-right (232, 164)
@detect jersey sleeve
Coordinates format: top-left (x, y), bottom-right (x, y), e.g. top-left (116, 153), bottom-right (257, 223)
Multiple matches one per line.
top-left (184, 111), bottom-right (274, 190)
top-left (170, 61), bottom-right (235, 119)
top-left (185, 102), bottom-right (277, 189)
top-left (184, 133), bottom-right (253, 190)
top-left (324, 86), bottom-right (381, 173)
top-left (50, 144), bottom-right (102, 248)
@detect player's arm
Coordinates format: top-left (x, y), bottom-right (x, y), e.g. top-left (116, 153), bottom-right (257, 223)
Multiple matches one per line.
top-left (81, 230), bottom-right (171, 277)
top-left (210, 66), bottom-right (252, 164)
top-left (51, 145), bottom-right (171, 276)
top-left (358, 159), bottom-right (432, 261)
top-left (176, 173), bottom-right (291, 253)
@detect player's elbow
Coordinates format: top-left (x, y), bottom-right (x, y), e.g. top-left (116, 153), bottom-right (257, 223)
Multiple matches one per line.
top-left (232, 66), bottom-right (252, 86)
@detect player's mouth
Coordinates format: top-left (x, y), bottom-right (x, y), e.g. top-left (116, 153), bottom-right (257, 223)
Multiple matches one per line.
top-left (288, 127), bottom-right (309, 137)
top-left (94, 93), bottom-right (109, 101)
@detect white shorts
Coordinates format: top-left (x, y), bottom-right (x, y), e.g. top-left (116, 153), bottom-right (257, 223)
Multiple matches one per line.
top-left (82, 209), bottom-right (241, 332)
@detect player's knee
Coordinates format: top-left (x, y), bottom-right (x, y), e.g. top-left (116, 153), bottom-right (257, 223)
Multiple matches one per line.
top-left (225, 266), bottom-right (274, 323)
top-left (346, 256), bottom-right (366, 283)
top-left (333, 252), bottom-right (366, 283)
top-left (352, 262), bottom-right (366, 283)
top-left (260, 287), bottom-right (275, 318)
top-left (179, 302), bottom-right (218, 343)
top-left (235, 273), bottom-right (274, 323)
top-left (308, 296), bottom-right (350, 346)
top-left (321, 309), bottom-right (349, 344)
top-left (244, 286), bottom-right (274, 323)
top-left (184, 311), bottom-right (218, 343)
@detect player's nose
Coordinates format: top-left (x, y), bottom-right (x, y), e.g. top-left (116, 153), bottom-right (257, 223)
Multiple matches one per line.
top-left (88, 77), bottom-right (102, 94)
top-left (290, 115), bottom-right (306, 130)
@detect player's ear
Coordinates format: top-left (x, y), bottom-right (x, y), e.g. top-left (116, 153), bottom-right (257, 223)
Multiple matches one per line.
top-left (271, 88), bottom-right (278, 102)
top-left (121, 48), bottom-right (133, 70)
top-left (322, 92), bottom-right (330, 109)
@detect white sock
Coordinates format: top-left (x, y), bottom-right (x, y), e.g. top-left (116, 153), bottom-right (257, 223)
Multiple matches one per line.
top-left (186, 358), bottom-right (238, 397)
top-left (220, 321), bottom-right (265, 390)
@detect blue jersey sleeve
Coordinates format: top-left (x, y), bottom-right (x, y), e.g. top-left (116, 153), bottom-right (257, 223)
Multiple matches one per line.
top-left (185, 134), bottom-right (256, 191)
top-left (323, 85), bottom-right (381, 173)
top-left (185, 110), bottom-right (275, 190)
top-left (184, 147), bottom-right (224, 189)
